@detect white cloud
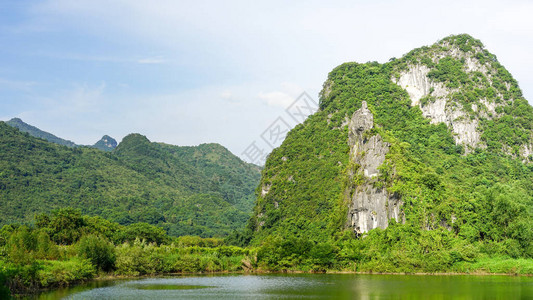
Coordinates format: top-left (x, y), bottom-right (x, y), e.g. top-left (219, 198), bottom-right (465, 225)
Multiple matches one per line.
top-left (258, 91), bottom-right (294, 108)
top-left (220, 90), bottom-right (239, 103)
top-left (258, 82), bottom-right (306, 108)
top-left (137, 57), bottom-right (166, 64)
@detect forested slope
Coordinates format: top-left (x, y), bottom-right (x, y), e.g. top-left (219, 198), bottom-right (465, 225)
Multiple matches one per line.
top-left (244, 34), bottom-right (533, 271)
top-left (0, 123), bottom-right (261, 237)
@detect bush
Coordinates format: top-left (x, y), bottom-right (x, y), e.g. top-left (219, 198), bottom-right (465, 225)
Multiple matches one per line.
top-left (77, 235), bottom-right (116, 272)
top-left (307, 243), bottom-right (338, 270)
top-left (117, 223), bottom-right (170, 245)
top-left (0, 266), bottom-right (12, 299)
top-left (173, 255), bottom-right (204, 273)
top-left (37, 258), bottom-right (95, 287)
top-left (115, 241), bottom-right (146, 276)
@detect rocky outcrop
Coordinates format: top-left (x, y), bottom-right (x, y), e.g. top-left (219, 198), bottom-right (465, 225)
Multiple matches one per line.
top-left (520, 142), bottom-right (533, 162)
top-left (345, 101), bottom-right (403, 235)
top-left (93, 135), bottom-right (117, 152)
top-left (392, 43), bottom-right (508, 153)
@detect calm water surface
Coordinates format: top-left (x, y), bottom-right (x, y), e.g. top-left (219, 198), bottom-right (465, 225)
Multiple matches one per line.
top-left (33, 274), bottom-right (533, 299)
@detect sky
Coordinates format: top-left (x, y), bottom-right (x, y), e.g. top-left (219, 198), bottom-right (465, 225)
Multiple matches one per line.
top-left (1, 0), bottom-right (532, 164)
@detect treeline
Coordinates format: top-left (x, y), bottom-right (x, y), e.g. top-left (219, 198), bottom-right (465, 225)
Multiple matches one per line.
top-left (0, 208), bottom-right (251, 297)
top-left (2, 208), bottom-right (533, 298)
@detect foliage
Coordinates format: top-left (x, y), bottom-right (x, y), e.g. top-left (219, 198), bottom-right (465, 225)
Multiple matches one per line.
top-left (77, 235), bottom-right (116, 272)
top-left (36, 258), bottom-right (96, 288)
top-left (427, 57), bottom-right (468, 88)
top-left (0, 125), bottom-right (261, 238)
top-left (5, 118), bottom-right (77, 148)
top-left (246, 34), bottom-right (533, 273)
top-left (0, 211), bottom-right (251, 295)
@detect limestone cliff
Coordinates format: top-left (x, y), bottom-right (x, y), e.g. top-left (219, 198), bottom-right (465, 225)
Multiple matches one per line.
top-left (392, 36), bottom-right (532, 156)
top-left (249, 34), bottom-right (533, 245)
top-left (345, 101), bottom-right (402, 235)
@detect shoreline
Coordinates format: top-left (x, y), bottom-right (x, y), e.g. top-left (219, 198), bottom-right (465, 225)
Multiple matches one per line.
top-left (91, 269), bottom-right (533, 280)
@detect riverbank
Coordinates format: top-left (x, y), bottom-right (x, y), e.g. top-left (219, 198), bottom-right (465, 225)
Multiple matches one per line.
top-left (3, 242), bottom-right (533, 299)
top-left (6, 258), bottom-right (533, 299)
top-left (2, 211), bottom-right (533, 298)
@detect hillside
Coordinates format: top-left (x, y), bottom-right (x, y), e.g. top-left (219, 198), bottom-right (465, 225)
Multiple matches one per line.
top-left (6, 118), bottom-right (78, 148)
top-left (245, 34), bottom-right (533, 270)
top-left (5, 118), bottom-right (118, 151)
top-left (0, 124), bottom-right (261, 237)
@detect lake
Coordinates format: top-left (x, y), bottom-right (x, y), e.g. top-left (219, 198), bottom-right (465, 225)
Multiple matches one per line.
top-left (33, 273), bottom-right (533, 299)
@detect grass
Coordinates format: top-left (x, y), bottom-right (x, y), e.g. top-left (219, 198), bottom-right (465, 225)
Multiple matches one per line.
top-left (452, 256), bottom-right (533, 275)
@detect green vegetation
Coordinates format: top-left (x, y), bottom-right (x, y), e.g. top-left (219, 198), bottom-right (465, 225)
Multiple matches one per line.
top-left (6, 118), bottom-right (78, 148)
top-left (0, 209), bottom-right (252, 296)
top-left (245, 34), bottom-right (533, 272)
top-left (6, 118), bottom-right (118, 151)
top-left (0, 123), bottom-right (261, 237)
top-left (2, 34), bottom-right (533, 297)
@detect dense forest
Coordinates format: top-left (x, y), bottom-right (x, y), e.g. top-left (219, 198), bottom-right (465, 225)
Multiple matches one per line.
top-left (0, 122), bottom-right (261, 237)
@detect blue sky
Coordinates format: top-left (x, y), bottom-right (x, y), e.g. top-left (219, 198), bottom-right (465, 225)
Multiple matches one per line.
top-left (1, 0), bottom-right (532, 164)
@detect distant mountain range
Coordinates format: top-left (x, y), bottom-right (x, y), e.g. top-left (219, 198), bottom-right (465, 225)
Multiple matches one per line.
top-left (0, 119), bottom-right (261, 237)
top-left (6, 118), bottom-right (117, 151)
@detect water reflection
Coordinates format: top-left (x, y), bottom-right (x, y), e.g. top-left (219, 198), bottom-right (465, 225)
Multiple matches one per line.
top-left (33, 273), bottom-right (533, 299)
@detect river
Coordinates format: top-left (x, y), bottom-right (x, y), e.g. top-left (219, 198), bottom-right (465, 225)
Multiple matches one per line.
top-left (33, 273), bottom-right (533, 299)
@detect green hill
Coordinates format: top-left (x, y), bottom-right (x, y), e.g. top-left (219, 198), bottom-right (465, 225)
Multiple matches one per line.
top-left (0, 124), bottom-right (261, 237)
top-left (5, 118), bottom-right (118, 151)
top-left (6, 118), bottom-right (77, 147)
top-left (245, 34), bottom-right (533, 270)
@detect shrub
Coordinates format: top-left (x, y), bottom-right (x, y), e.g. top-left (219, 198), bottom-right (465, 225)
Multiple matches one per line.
top-left (37, 258), bottom-right (95, 288)
top-left (77, 235), bottom-right (116, 272)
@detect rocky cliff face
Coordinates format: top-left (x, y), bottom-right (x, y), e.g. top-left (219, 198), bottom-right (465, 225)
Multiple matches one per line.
top-left (345, 101), bottom-right (402, 235)
top-left (391, 38), bottom-right (530, 155)
top-left (249, 34), bottom-right (533, 244)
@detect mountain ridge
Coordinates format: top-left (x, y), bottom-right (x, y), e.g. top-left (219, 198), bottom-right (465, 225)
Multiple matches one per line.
top-left (5, 118), bottom-right (119, 151)
top-left (0, 121), bottom-right (261, 237)
top-left (6, 117), bottom-right (78, 148)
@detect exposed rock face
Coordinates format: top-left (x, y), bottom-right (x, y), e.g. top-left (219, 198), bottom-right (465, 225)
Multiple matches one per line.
top-left (520, 142), bottom-right (533, 161)
top-left (345, 101), bottom-right (403, 235)
top-left (349, 186), bottom-right (402, 234)
top-left (392, 42), bottom-right (509, 153)
top-left (93, 135), bottom-right (118, 152)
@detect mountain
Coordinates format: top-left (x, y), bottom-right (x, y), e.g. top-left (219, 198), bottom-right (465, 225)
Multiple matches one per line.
top-left (6, 118), bottom-right (119, 152)
top-left (245, 34), bottom-right (533, 267)
top-left (6, 118), bottom-right (77, 147)
top-left (93, 135), bottom-right (117, 151)
top-left (0, 124), bottom-right (261, 237)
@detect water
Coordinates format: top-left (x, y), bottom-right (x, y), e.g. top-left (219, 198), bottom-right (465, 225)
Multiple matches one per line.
top-left (33, 274), bottom-right (533, 299)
